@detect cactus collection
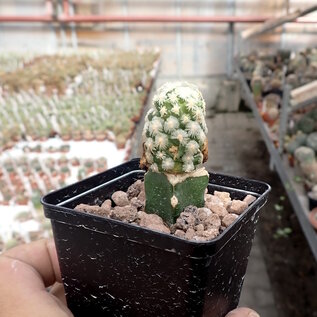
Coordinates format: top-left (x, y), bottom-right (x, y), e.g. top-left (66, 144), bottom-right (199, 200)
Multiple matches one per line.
top-left (241, 49), bottom-right (317, 194)
top-left (240, 48), bottom-right (317, 130)
top-left (0, 49), bottom-right (160, 251)
top-left (0, 50), bottom-right (159, 150)
top-left (285, 107), bottom-right (317, 188)
top-left (140, 82), bottom-right (209, 224)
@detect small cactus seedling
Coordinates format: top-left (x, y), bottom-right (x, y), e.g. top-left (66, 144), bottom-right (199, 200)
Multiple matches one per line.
top-left (250, 76), bottom-right (262, 101)
top-left (140, 82), bottom-right (209, 224)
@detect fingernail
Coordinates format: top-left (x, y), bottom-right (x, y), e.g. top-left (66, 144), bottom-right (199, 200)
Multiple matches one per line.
top-left (248, 312), bottom-right (260, 317)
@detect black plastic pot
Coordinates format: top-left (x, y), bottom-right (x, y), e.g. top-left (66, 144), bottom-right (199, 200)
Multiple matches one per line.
top-left (42, 158), bottom-right (270, 317)
top-left (307, 191), bottom-right (317, 211)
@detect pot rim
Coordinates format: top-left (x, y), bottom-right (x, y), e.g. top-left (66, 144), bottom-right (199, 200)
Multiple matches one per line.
top-left (41, 159), bottom-right (271, 249)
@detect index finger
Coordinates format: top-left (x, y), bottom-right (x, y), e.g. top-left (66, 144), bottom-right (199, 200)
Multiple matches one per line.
top-left (0, 238), bottom-right (61, 287)
top-left (226, 307), bottom-right (260, 317)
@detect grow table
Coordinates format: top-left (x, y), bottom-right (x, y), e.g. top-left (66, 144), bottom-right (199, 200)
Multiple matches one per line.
top-left (236, 63), bottom-right (317, 262)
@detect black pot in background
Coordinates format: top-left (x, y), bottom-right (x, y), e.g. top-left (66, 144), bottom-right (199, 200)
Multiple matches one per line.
top-left (308, 191), bottom-right (317, 211)
top-left (41, 159), bottom-right (270, 317)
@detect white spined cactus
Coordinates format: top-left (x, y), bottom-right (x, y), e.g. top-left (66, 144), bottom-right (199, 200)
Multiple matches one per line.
top-left (141, 82), bottom-right (208, 174)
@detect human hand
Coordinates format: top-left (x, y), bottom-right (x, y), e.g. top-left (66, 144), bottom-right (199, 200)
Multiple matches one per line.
top-left (0, 239), bottom-right (73, 317)
top-left (226, 307), bottom-right (260, 317)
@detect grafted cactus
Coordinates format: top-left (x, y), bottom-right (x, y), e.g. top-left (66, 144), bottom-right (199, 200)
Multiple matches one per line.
top-left (140, 82), bottom-right (209, 224)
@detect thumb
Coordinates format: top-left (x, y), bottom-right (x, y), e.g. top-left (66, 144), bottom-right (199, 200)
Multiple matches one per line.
top-left (226, 307), bottom-right (260, 317)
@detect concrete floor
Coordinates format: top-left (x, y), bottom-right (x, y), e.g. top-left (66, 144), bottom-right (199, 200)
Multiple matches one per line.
top-left (205, 112), bottom-right (278, 317)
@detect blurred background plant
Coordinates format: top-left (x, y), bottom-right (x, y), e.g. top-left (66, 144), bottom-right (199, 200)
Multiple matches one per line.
top-left (0, 49), bottom-right (160, 251)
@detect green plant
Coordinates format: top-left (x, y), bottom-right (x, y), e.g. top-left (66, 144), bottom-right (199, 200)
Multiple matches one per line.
top-left (293, 175), bottom-right (303, 183)
top-left (251, 76), bottom-right (262, 100)
top-left (14, 211), bottom-right (32, 222)
top-left (273, 227), bottom-right (292, 239)
top-left (0, 50), bottom-right (161, 154)
top-left (294, 146), bottom-right (315, 164)
top-left (58, 156), bottom-right (68, 165)
top-left (5, 165), bottom-right (14, 173)
top-left (296, 116), bottom-right (315, 134)
top-left (60, 144), bottom-right (70, 152)
top-left (31, 191), bottom-right (42, 209)
top-left (3, 160), bottom-right (14, 171)
top-left (274, 203), bottom-right (284, 212)
top-left (84, 160), bottom-right (93, 168)
top-left (58, 179), bottom-right (66, 187)
top-left (285, 131), bottom-right (307, 154)
top-left (34, 144), bottom-right (42, 152)
top-left (307, 132), bottom-right (317, 152)
top-left (77, 168), bottom-right (86, 180)
top-left (60, 166), bottom-right (70, 174)
top-left (140, 82), bottom-right (209, 224)
top-left (97, 157), bottom-right (108, 168)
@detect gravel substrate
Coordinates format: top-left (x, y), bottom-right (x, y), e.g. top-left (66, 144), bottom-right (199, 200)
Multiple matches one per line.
top-left (75, 179), bottom-right (256, 242)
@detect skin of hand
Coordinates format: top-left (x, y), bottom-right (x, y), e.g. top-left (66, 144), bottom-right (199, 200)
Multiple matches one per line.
top-left (225, 307), bottom-right (260, 317)
top-left (0, 239), bottom-right (73, 317)
top-left (0, 239), bottom-right (259, 317)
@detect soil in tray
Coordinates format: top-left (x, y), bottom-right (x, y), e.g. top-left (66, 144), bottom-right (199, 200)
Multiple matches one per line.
top-left (74, 179), bottom-right (257, 242)
top-left (242, 139), bottom-right (317, 317)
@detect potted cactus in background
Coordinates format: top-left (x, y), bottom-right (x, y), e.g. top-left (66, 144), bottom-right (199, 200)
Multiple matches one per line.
top-left (42, 82), bottom-right (270, 317)
top-left (140, 82), bottom-right (209, 224)
top-left (294, 146), bottom-right (317, 188)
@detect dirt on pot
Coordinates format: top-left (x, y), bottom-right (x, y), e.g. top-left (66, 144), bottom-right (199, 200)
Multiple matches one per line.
top-left (75, 179), bottom-right (256, 242)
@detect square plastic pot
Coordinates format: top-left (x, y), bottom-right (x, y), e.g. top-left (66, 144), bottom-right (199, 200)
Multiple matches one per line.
top-left (41, 158), bottom-right (270, 317)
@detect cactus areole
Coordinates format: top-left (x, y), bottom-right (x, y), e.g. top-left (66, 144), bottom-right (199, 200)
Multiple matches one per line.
top-left (140, 82), bottom-right (209, 224)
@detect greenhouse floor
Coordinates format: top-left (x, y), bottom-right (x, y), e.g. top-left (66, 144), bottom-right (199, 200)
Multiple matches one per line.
top-left (205, 112), bottom-right (278, 317)
top-left (205, 112), bottom-right (317, 317)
